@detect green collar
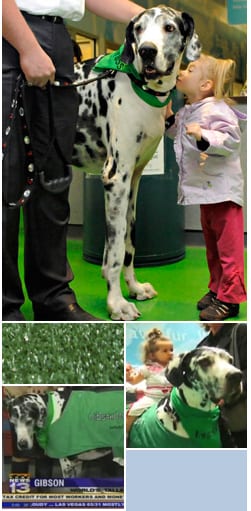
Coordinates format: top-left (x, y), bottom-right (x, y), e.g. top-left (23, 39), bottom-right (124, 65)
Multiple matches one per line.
top-left (93, 44), bottom-right (172, 108)
top-left (171, 387), bottom-right (221, 448)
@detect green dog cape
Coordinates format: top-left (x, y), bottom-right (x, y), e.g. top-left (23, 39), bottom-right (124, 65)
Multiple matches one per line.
top-left (129, 388), bottom-right (221, 448)
top-left (93, 44), bottom-right (172, 108)
top-left (36, 390), bottom-right (124, 459)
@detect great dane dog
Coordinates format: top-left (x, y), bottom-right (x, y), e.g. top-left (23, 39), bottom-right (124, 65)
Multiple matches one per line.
top-left (128, 347), bottom-right (243, 448)
top-left (73, 5), bottom-right (201, 320)
top-left (5, 388), bottom-right (124, 478)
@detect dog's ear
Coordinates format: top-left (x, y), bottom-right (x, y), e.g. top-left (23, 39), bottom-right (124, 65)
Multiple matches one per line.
top-left (120, 20), bottom-right (136, 64)
top-left (28, 402), bottom-right (46, 428)
top-left (181, 12), bottom-right (194, 39)
top-left (181, 12), bottom-right (202, 62)
top-left (3, 396), bottom-right (14, 412)
top-left (36, 406), bottom-right (47, 428)
top-left (185, 32), bottom-right (202, 61)
top-left (165, 353), bottom-right (187, 387)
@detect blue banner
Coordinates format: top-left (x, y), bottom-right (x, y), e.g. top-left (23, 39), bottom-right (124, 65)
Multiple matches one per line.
top-left (227, 0), bottom-right (247, 24)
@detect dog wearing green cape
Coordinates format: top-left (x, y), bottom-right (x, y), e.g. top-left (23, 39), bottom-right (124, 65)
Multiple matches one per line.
top-left (128, 347), bottom-right (243, 448)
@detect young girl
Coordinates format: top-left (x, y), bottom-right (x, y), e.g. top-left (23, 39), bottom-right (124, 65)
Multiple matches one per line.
top-left (165, 54), bottom-right (247, 321)
top-left (126, 328), bottom-right (173, 433)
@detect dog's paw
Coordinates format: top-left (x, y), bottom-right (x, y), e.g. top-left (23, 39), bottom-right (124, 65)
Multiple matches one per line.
top-left (129, 282), bottom-right (158, 301)
top-left (108, 297), bottom-right (141, 321)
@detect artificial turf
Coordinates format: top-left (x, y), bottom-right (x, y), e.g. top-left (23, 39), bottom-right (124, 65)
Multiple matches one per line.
top-left (2, 322), bottom-right (124, 384)
top-left (17, 233), bottom-right (247, 322)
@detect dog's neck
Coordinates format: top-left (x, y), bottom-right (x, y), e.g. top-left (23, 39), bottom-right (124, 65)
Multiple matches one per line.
top-left (177, 384), bottom-right (218, 411)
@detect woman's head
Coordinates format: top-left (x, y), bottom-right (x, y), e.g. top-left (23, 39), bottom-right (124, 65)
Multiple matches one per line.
top-left (141, 328), bottom-right (173, 366)
top-left (176, 54), bottom-right (236, 103)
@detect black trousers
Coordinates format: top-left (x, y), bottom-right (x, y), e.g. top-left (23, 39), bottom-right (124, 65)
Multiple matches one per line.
top-left (2, 14), bottom-right (79, 314)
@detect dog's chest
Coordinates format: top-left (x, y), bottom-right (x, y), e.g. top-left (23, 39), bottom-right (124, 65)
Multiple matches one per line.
top-left (74, 71), bottom-right (165, 172)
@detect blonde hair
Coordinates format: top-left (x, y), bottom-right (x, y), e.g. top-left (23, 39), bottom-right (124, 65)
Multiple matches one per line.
top-left (199, 53), bottom-right (236, 103)
top-left (141, 328), bottom-right (171, 363)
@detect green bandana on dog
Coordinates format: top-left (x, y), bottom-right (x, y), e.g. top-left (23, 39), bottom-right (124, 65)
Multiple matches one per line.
top-left (93, 45), bottom-right (172, 108)
top-left (129, 388), bottom-right (221, 448)
top-left (170, 387), bottom-right (221, 448)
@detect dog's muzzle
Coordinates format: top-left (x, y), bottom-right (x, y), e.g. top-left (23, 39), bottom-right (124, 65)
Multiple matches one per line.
top-left (139, 43), bottom-right (158, 79)
top-left (224, 370), bottom-right (243, 404)
top-left (139, 43), bottom-right (175, 80)
top-left (17, 439), bottom-right (30, 450)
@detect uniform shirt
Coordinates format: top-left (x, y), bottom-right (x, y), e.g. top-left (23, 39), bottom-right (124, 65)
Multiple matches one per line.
top-left (16, 0), bottom-right (85, 21)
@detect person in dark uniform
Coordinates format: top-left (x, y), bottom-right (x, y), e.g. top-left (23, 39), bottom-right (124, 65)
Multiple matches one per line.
top-left (197, 323), bottom-right (247, 447)
top-left (2, 0), bottom-right (144, 321)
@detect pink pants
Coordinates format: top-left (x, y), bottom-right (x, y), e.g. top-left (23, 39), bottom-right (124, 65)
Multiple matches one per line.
top-left (200, 202), bottom-right (247, 304)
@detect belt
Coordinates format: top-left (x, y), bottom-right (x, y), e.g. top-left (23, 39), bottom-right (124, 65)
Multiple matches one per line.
top-left (39, 15), bottom-right (63, 24)
top-left (21, 12), bottom-right (63, 24)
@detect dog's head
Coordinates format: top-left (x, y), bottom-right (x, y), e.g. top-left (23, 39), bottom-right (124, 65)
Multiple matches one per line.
top-left (121, 5), bottom-right (201, 86)
top-left (166, 347), bottom-right (242, 407)
top-left (4, 394), bottom-right (47, 450)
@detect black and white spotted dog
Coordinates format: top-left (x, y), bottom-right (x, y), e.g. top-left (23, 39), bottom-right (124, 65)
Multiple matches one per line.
top-left (5, 389), bottom-right (123, 478)
top-left (128, 347), bottom-right (243, 448)
top-left (73, 5), bottom-right (201, 320)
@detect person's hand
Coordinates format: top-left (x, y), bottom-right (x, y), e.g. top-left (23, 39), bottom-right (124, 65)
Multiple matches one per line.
top-left (185, 122), bottom-right (202, 141)
top-left (20, 46), bottom-right (56, 88)
top-left (165, 99), bottom-right (174, 119)
top-left (126, 364), bottom-right (133, 381)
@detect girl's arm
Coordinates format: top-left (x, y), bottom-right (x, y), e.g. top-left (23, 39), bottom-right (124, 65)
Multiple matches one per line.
top-left (85, 0), bottom-right (144, 22)
top-left (126, 367), bottom-right (145, 385)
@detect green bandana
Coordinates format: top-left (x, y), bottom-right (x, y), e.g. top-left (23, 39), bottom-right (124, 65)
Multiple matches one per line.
top-left (170, 387), bottom-right (221, 448)
top-left (128, 389), bottom-right (221, 448)
top-left (93, 44), bottom-right (172, 108)
top-left (36, 391), bottom-right (124, 459)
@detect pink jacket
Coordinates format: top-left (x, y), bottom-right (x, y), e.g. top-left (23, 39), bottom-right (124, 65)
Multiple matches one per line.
top-left (166, 96), bottom-right (246, 206)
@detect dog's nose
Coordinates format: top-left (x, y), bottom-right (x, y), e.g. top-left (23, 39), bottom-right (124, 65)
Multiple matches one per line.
top-left (227, 370), bottom-right (242, 386)
top-left (139, 44), bottom-right (157, 62)
top-left (18, 439), bottom-right (29, 450)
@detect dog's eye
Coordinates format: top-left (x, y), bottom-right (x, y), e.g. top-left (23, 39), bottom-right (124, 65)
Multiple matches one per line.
top-left (164, 24), bottom-right (175, 33)
top-left (199, 357), bottom-right (212, 369)
top-left (134, 24), bottom-right (142, 34)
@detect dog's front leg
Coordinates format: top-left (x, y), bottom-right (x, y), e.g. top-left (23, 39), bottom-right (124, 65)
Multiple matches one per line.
top-left (123, 169), bottom-right (157, 301)
top-left (102, 160), bottom-right (141, 320)
top-left (59, 457), bottom-right (77, 478)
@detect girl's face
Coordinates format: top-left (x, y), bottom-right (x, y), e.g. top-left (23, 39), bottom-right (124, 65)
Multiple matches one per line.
top-left (152, 340), bottom-right (174, 366)
top-left (176, 59), bottom-right (207, 100)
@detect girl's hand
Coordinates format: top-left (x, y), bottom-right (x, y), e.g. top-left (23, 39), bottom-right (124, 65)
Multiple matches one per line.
top-left (165, 99), bottom-right (174, 119)
top-left (185, 123), bottom-right (202, 141)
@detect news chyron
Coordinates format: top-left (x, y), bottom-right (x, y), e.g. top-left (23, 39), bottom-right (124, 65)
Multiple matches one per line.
top-left (3, 473), bottom-right (124, 508)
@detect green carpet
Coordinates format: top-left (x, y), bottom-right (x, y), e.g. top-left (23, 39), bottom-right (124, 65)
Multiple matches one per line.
top-left (18, 234), bottom-right (247, 322)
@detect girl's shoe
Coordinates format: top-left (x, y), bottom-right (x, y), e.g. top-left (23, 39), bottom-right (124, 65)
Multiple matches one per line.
top-left (199, 299), bottom-right (239, 321)
top-left (197, 290), bottom-right (216, 310)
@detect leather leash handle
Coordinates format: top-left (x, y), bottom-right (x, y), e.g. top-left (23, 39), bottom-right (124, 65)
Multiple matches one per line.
top-left (38, 83), bottom-right (73, 194)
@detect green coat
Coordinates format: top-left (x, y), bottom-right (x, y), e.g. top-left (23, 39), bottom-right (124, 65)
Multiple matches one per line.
top-left (128, 390), bottom-right (221, 449)
top-left (36, 390), bottom-right (124, 459)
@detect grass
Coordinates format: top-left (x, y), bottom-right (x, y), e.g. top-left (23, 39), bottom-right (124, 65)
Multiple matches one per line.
top-left (2, 322), bottom-right (124, 384)
top-left (17, 236), bottom-right (247, 322)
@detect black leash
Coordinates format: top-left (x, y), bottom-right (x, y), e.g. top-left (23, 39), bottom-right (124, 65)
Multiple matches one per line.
top-left (2, 70), bottom-right (114, 209)
top-left (3, 75), bottom-right (36, 208)
top-left (3, 66), bottom-right (167, 208)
